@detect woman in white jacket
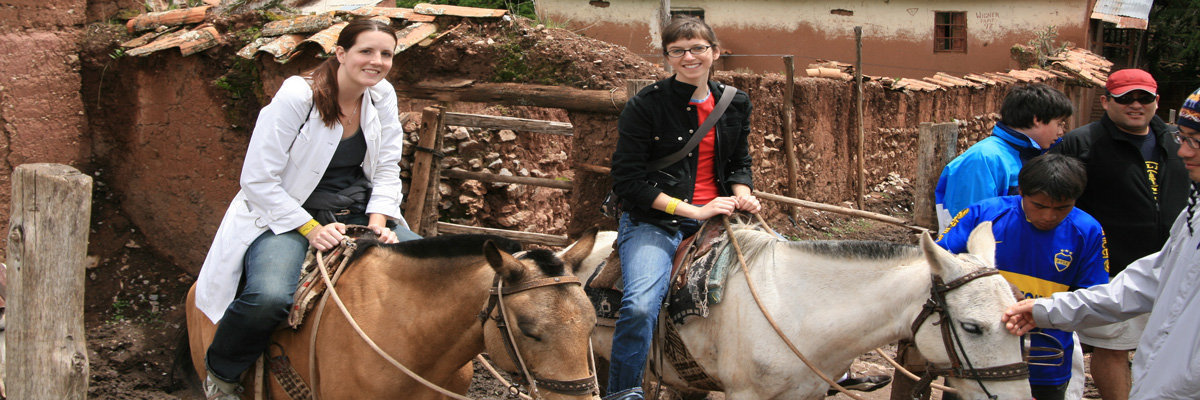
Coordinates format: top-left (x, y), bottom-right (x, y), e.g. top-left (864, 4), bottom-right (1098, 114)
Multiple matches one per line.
top-left (194, 19), bottom-right (417, 398)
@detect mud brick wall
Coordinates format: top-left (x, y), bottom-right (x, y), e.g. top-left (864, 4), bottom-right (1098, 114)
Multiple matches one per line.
top-left (0, 0), bottom-right (90, 260)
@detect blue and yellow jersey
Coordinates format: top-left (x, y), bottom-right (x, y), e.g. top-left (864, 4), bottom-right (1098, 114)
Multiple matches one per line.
top-left (936, 195), bottom-right (1109, 386)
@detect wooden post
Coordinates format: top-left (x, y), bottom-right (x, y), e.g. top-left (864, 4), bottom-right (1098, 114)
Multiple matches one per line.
top-left (782, 55), bottom-right (799, 220)
top-left (659, 0), bottom-right (671, 69)
top-left (913, 122), bottom-right (960, 229)
top-left (626, 79), bottom-right (654, 98)
top-left (854, 26), bottom-right (865, 210)
top-left (404, 107), bottom-right (445, 236)
top-left (7, 163), bottom-right (92, 399)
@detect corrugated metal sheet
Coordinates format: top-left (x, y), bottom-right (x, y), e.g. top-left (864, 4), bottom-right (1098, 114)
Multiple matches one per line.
top-left (1091, 0), bottom-right (1153, 30)
top-left (413, 3), bottom-right (507, 18)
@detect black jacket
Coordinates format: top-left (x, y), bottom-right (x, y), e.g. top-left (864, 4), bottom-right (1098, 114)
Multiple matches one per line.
top-left (1052, 114), bottom-right (1188, 275)
top-left (610, 77), bottom-right (754, 233)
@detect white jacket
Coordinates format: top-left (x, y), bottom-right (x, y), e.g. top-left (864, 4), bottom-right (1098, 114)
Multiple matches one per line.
top-left (1034, 201), bottom-right (1200, 399)
top-left (195, 76), bottom-right (408, 322)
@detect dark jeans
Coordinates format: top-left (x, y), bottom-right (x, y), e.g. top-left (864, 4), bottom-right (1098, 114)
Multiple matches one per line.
top-left (205, 217), bottom-right (419, 382)
top-left (1030, 381), bottom-right (1068, 400)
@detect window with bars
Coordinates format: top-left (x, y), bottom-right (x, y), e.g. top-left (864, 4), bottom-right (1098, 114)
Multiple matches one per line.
top-left (934, 11), bottom-right (967, 53)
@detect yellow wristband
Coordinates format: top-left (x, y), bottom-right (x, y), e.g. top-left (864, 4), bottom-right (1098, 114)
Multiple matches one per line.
top-left (665, 198), bottom-right (681, 215)
top-left (297, 219), bottom-right (320, 237)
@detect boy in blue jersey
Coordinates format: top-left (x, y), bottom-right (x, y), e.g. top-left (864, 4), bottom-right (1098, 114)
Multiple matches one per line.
top-left (935, 84), bottom-right (1075, 232)
top-left (938, 154), bottom-right (1110, 400)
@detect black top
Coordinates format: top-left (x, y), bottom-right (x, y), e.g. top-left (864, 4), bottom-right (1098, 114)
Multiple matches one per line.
top-left (314, 127), bottom-right (367, 195)
top-left (1052, 114), bottom-right (1187, 275)
top-left (610, 76), bottom-right (754, 233)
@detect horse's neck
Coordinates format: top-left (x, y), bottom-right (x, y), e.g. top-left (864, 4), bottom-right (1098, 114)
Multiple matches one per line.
top-left (766, 247), bottom-right (933, 350)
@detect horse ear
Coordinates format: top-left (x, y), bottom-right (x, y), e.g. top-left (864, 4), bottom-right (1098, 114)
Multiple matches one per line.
top-left (484, 240), bottom-right (525, 282)
top-left (560, 227), bottom-right (599, 273)
top-left (919, 230), bottom-right (963, 279)
top-left (964, 221), bottom-right (997, 268)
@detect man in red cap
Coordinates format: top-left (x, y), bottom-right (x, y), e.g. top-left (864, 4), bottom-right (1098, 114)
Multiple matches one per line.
top-left (1051, 68), bottom-right (1190, 400)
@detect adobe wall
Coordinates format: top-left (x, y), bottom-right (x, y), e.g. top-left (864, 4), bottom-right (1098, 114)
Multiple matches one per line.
top-left (539, 0), bottom-right (1090, 78)
top-left (0, 0), bottom-right (91, 261)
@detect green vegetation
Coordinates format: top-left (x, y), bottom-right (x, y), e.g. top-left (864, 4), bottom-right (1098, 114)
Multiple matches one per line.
top-left (1014, 26), bottom-right (1071, 68)
top-left (395, 0), bottom-right (536, 20)
top-left (109, 299), bottom-right (131, 322)
top-left (1146, 1), bottom-right (1200, 94)
top-left (491, 38), bottom-right (561, 84)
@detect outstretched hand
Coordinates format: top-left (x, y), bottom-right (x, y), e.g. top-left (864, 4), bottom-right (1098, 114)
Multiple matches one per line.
top-left (1002, 299), bottom-right (1038, 335)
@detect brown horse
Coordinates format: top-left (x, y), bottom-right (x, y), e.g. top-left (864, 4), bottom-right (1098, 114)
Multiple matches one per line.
top-left (187, 231), bottom-right (601, 400)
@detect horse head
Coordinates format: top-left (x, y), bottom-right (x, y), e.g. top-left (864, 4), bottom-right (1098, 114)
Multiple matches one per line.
top-left (914, 222), bottom-right (1032, 400)
top-left (480, 228), bottom-right (601, 400)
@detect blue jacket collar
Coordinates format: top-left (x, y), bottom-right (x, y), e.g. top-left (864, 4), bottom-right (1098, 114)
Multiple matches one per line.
top-left (992, 122), bottom-right (1060, 151)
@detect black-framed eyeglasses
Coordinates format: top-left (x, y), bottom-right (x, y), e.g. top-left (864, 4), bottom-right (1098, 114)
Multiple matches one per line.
top-left (665, 45), bottom-right (712, 58)
top-left (1171, 129), bottom-right (1200, 149)
top-left (1108, 91), bottom-right (1158, 105)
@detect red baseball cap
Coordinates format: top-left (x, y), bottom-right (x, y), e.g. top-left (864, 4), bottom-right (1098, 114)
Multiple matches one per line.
top-left (1106, 69), bottom-right (1157, 96)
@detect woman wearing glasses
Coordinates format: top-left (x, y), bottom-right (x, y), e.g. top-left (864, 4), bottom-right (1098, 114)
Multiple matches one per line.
top-left (605, 16), bottom-right (758, 400)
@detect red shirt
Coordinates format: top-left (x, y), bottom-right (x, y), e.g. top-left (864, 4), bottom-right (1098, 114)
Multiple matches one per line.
top-left (691, 93), bottom-right (719, 205)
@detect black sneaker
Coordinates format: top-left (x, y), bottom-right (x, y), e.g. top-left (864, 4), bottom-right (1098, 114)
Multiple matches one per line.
top-left (827, 374), bottom-right (892, 396)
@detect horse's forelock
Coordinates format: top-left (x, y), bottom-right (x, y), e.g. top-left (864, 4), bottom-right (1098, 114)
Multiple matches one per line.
top-left (519, 248), bottom-right (567, 277)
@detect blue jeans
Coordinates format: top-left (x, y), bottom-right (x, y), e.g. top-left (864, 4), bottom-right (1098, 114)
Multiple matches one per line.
top-left (607, 213), bottom-right (698, 398)
top-left (205, 218), bottom-right (419, 382)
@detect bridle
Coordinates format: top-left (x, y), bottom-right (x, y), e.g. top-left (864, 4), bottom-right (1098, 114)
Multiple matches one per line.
top-left (478, 270), bottom-right (600, 398)
top-left (909, 266), bottom-right (1030, 399)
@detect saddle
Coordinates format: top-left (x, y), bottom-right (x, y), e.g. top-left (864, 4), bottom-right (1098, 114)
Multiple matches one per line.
top-left (583, 220), bottom-right (736, 392)
top-left (288, 225), bottom-right (377, 328)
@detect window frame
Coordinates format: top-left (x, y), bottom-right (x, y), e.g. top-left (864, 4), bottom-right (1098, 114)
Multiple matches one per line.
top-left (934, 11), bottom-right (968, 53)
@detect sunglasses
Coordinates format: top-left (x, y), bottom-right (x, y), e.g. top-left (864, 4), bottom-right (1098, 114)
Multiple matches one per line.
top-left (1108, 92), bottom-right (1158, 105)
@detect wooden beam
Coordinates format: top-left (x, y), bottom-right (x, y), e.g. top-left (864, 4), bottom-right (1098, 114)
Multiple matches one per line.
top-left (442, 112), bottom-right (574, 136)
top-left (394, 82), bottom-right (626, 114)
top-left (436, 222), bottom-right (571, 246)
top-left (7, 163), bottom-right (92, 399)
top-left (403, 107), bottom-right (444, 236)
top-left (442, 168), bottom-right (573, 190)
top-left (574, 163), bottom-right (611, 174)
top-left (754, 190), bottom-right (924, 232)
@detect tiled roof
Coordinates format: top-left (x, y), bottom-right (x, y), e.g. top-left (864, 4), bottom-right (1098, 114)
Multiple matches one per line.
top-left (118, 3), bottom-right (509, 62)
top-left (879, 47), bottom-right (1112, 91)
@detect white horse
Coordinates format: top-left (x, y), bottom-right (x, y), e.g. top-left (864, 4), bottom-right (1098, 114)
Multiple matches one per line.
top-left (570, 222), bottom-right (1030, 400)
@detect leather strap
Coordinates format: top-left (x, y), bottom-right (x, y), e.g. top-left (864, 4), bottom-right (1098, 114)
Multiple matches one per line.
top-left (647, 85), bottom-right (738, 172)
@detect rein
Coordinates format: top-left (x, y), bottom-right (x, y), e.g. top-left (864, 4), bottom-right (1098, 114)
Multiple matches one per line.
top-left (313, 247), bottom-right (473, 400)
top-left (723, 215), bottom-right (1023, 399)
top-left (478, 272), bottom-right (601, 398)
top-left (909, 271), bottom-right (1029, 398)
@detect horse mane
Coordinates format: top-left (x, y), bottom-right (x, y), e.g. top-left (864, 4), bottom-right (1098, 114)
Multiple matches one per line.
top-left (349, 234), bottom-right (523, 265)
top-left (517, 248), bottom-right (567, 277)
top-left (730, 226), bottom-right (923, 266)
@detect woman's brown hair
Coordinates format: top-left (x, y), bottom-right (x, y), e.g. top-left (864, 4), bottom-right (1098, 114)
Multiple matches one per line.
top-left (660, 16), bottom-right (718, 56)
top-left (308, 19), bottom-right (397, 127)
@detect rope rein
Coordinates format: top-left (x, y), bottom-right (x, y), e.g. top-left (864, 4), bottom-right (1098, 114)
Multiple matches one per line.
top-left (314, 249), bottom-right (474, 400)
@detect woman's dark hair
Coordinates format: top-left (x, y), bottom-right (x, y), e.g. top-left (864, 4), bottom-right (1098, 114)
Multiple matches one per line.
top-left (308, 19), bottom-right (397, 127)
top-left (1018, 153), bottom-right (1087, 201)
top-left (660, 16), bottom-right (718, 56)
top-left (999, 83), bottom-right (1074, 129)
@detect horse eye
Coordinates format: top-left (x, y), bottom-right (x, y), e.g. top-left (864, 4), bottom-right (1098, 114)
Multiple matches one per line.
top-left (518, 321), bottom-right (542, 342)
top-left (960, 322), bottom-right (983, 334)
